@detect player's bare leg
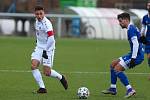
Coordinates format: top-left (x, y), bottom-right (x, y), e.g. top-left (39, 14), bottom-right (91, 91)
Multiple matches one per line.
top-left (43, 66), bottom-right (68, 90)
top-left (31, 59), bottom-right (47, 93)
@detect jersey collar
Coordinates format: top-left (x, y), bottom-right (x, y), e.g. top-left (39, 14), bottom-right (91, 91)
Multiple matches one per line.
top-left (36, 16), bottom-right (46, 23)
top-left (127, 23), bottom-right (132, 30)
top-left (41, 17), bottom-right (46, 23)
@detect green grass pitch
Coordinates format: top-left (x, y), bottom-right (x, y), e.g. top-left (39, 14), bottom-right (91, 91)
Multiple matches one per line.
top-left (0, 36), bottom-right (149, 100)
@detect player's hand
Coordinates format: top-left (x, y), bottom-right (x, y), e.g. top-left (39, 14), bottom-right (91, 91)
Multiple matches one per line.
top-left (129, 58), bottom-right (135, 69)
top-left (42, 50), bottom-right (48, 59)
top-left (140, 36), bottom-right (147, 44)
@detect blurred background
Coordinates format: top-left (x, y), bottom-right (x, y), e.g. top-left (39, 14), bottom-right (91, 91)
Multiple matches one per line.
top-left (0, 0), bottom-right (148, 39)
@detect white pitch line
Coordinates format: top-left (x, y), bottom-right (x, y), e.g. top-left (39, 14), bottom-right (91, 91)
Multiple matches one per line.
top-left (0, 69), bottom-right (31, 73)
top-left (0, 69), bottom-right (149, 75)
top-left (68, 71), bottom-right (150, 75)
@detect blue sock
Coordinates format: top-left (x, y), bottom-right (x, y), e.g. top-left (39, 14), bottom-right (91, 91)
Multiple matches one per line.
top-left (148, 58), bottom-right (150, 67)
top-left (110, 66), bottom-right (117, 85)
top-left (116, 71), bottom-right (129, 86)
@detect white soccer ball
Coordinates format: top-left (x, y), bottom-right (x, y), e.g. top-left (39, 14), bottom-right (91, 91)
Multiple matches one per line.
top-left (77, 87), bottom-right (90, 99)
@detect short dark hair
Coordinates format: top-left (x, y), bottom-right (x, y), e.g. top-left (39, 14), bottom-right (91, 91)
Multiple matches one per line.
top-left (34, 5), bottom-right (44, 11)
top-left (147, 0), bottom-right (150, 7)
top-left (117, 12), bottom-right (130, 21)
top-left (148, 0), bottom-right (150, 3)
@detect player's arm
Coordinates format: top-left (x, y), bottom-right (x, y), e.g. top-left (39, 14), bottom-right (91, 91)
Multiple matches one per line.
top-left (131, 36), bottom-right (139, 59)
top-left (45, 20), bottom-right (55, 51)
top-left (140, 24), bottom-right (146, 36)
top-left (140, 17), bottom-right (147, 44)
top-left (42, 20), bottom-right (54, 59)
top-left (140, 17), bottom-right (146, 36)
top-left (129, 36), bottom-right (139, 68)
top-left (42, 31), bottom-right (54, 59)
top-left (45, 31), bottom-right (54, 51)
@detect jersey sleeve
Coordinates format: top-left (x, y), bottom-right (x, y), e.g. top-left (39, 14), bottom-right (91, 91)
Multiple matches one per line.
top-left (44, 19), bottom-right (55, 50)
top-left (45, 20), bottom-right (53, 32)
top-left (141, 16), bottom-right (146, 25)
top-left (131, 36), bottom-right (139, 58)
top-left (45, 36), bottom-right (55, 51)
top-left (128, 26), bottom-right (136, 39)
top-left (141, 16), bottom-right (147, 36)
top-left (44, 20), bottom-right (54, 37)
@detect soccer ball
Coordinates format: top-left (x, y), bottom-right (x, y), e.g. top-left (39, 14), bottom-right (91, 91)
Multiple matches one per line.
top-left (77, 87), bottom-right (90, 99)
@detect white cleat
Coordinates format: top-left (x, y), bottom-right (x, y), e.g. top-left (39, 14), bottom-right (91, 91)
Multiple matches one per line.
top-left (124, 89), bottom-right (136, 98)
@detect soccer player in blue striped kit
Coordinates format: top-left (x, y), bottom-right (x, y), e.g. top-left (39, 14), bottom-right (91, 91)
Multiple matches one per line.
top-left (101, 13), bottom-right (144, 98)
top-left (140, 1), bottom-right (150, 79)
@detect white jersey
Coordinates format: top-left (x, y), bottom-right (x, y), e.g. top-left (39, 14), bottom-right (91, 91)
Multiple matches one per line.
top-left (35, 16), bottom-right (55, 51)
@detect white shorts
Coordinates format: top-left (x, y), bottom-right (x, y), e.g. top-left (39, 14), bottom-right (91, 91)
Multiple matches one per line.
top-left (31, 46), bottom-right (55, 68)
top-left (119, 57), bottom-right (128, 69)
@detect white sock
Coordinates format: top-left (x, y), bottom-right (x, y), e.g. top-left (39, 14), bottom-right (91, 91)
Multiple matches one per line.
top-left (32, 69), bottom-right (45, 88)
top-left (126, 85), bottom-right (132, 90)
top-left (110, 84), bottom-right (116, 88)
top-left (50, 69), bottom-right (62, 80)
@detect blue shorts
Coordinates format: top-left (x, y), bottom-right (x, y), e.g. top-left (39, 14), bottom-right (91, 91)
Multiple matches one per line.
top-left (119, 53), bottom-right (144, 69)
top-left (145, 44), bottom-right (150, 54)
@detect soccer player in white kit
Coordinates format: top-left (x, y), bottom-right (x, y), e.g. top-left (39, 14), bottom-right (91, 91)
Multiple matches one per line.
top-left (31, 5), bottom-right (68, 93)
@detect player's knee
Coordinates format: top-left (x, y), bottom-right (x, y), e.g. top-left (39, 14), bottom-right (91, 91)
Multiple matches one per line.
top-left (31, 60), bottom-right (39, 70)
top-left (43, 71), bottom-right (51, 76)
top-left (114, 65), bottom-right (124, 72)
top-left (43, 68), bottom-right (51, 76)
top-left (114, 68), bottom-right (120, 72)
top-left (31, 63), bottom-right (38, 70)
top-left (111, 60), bottom-right (119, 67)
top-left (110, 62), bottom-right (116, 68)
top-left (110, 61), bottom-right (115, 68)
